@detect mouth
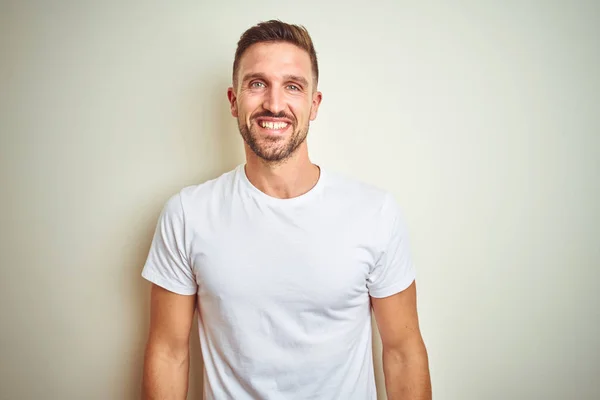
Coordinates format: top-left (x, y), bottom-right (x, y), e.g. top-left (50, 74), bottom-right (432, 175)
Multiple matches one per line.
top-left (255, 118), bottom-right (292, 135)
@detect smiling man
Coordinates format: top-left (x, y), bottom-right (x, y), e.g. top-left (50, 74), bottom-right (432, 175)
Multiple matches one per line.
top-left (141, 20), bottom-right (431, 400)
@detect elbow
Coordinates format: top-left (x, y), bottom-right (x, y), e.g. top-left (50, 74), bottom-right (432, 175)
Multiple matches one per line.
top-left (383, 336), bottom-right (429, 365)
top-left (144, 337), bottom-right (190, 368)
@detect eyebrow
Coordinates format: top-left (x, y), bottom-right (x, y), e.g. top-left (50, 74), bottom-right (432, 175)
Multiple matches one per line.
top-left (241, 72), bottom-right (309, 88)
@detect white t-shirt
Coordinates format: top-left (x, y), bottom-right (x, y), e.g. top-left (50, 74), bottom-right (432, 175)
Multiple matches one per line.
top-left (142, 164), bottom-right (416, 400)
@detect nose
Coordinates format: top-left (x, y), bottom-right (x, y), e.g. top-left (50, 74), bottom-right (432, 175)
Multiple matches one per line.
top-left (262, 86), bottom-right (284, 114)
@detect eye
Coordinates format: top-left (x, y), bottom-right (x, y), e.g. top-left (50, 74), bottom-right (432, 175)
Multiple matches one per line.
top-left (286, 84), bottom-right (301, 91)
top-left (250, 81), bottom-right (265, 88)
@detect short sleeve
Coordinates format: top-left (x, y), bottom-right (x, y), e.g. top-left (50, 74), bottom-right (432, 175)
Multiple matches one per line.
top-left (141, 193), bottom-right (197, 295)
top-left (367, 194), bottom-right (416, 298)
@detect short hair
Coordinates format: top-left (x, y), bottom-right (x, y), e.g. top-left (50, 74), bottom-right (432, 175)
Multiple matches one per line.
top-left (232, 20), bottom-right (319, 89)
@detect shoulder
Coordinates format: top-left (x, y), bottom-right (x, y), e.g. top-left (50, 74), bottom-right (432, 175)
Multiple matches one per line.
top-left (163, 166), bottom-right (239, 217)
top-left (320, 168), bottom-right (408, 246)
top-left (322, 167), bottom-right (400, 215)
top-left (181, 168), bottom-right (237, 201)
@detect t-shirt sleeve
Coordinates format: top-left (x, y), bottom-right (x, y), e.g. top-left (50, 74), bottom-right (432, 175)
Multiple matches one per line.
top-left (367, 193), bottom-right (416, 298)
top-left (141, 193), bottom-right (197, 295)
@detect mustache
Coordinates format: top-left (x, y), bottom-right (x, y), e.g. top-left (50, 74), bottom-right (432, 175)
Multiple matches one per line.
top-left (252, 111), bottom-right (295, 121)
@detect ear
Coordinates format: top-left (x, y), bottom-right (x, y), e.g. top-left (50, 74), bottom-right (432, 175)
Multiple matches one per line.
top-left (309, 90), bottom-right (323, 121)
top-left (227, 87), bottom-right (238, 118)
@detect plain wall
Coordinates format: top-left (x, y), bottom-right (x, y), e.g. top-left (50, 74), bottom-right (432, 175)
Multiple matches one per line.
top-left (1, 1), bottom-right (599, 399)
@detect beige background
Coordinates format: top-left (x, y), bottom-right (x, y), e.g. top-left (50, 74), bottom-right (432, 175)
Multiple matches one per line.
top-left (1, 1), bottom-right (599, 399)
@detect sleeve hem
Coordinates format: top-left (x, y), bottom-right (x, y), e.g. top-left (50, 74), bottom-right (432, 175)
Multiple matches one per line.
top-left (141, 268), bottom-right (197, 296)
top-left (369, 272), bottom-right (416, 299)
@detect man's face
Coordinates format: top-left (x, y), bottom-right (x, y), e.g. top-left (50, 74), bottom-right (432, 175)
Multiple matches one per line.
top-left (227, 42), bottom-right (322, 163)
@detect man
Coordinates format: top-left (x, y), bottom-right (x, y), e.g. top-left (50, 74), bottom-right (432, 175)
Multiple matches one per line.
top-left (141, 20), bottom-right (431, 400)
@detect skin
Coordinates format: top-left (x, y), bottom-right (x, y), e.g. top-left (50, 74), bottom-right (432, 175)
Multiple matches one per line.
top-left (142, 285), bottom-right (195, 400)
top-left (227, 41), bottom-right (323, 199)
top-left (372, 282), bottom-right (432, 399)
top-left (142, 41), bottom-right (431, 400)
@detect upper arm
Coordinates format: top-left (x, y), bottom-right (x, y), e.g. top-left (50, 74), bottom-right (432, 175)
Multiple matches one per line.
top-left (142, 193), bottom-right (198, 354)
top-left (371, 281), bottom-right (424, 351)
top-left (369, 193), bottom-right (423, 351)
top-left (147, 284), bottom-right (196, 356)
top-left (367, 194), bottom-right (416, 299)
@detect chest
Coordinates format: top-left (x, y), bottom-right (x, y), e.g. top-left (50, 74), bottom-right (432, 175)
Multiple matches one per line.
top-left (189, 213), bottom-right (379, 311)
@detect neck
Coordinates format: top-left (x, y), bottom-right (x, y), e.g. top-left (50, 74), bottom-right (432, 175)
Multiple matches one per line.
top-left (244, 143), bottom-right (320, 199)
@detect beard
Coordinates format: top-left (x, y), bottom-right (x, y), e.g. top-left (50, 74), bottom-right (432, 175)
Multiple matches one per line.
top-left (237, 114), bottom-right (309, 163)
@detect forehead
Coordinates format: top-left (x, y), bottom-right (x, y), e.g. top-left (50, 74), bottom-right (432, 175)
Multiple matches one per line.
top-left (238, 42), bottom-right (313, 83)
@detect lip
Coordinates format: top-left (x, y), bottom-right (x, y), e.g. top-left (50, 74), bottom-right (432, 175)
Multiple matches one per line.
top-left (256, 124), bottom-right (291, 135)
top-left (255, 117), bottom-right (293, 125)
top-left (254, 118), bottom-right (293, 133)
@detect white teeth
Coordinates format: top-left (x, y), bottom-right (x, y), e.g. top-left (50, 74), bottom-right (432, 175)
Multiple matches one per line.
top-left (260, 121), bottom-right (288, 129)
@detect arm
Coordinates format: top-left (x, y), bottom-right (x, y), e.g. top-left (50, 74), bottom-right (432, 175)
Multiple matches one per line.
top-left (371, 281), bottom-right (431, 400)
top-left (142, 284), bottom-right (196, 400)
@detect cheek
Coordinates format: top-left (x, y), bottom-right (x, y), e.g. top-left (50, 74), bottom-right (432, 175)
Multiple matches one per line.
top-left (290, 99), bottom-right (312, 119)
top-left (239, 96), bottom-right (262, 117)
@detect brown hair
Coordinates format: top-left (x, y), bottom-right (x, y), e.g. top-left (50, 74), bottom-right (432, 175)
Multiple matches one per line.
top-left (232, 20), bottom-right (319, 89)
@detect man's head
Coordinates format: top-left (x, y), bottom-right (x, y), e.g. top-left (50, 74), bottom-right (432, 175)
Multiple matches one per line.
top-left (227, 20), bottom-right (322, 163)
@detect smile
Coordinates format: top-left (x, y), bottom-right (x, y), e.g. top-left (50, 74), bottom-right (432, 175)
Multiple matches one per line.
top-left (259, 121), bottom-right (289, 129)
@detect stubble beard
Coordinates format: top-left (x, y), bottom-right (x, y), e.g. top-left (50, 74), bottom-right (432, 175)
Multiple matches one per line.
top-left (238, 118), bottom-right (309, 164)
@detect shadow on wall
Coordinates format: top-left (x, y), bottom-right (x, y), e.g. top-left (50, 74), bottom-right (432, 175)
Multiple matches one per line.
top-left (128, 73), bottom-right (243, 399)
